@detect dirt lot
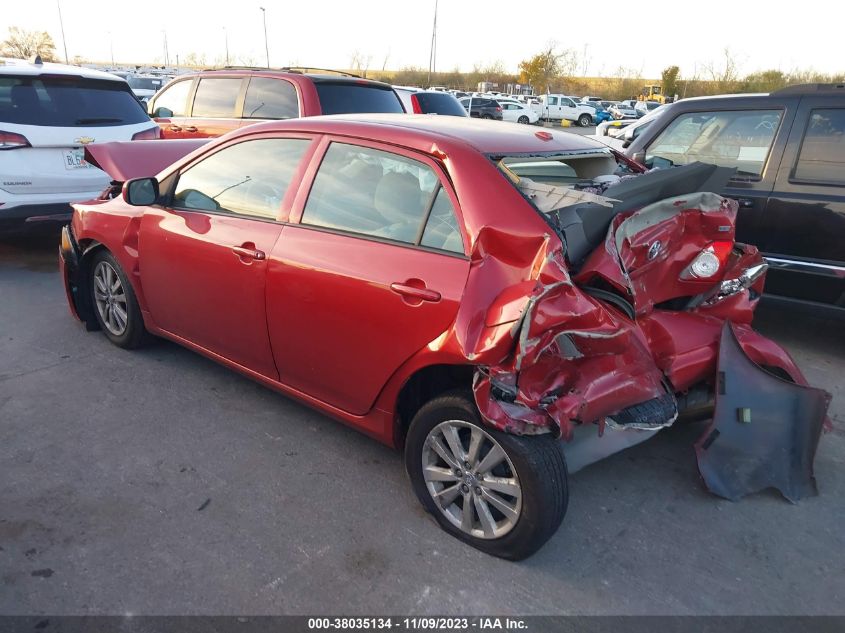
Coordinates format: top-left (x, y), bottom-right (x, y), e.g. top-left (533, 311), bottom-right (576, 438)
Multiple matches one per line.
top-left (1, 227), bottom-right (843, 615)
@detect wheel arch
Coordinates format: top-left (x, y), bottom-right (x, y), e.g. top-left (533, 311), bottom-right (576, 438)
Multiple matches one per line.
top-left (392, 363), bottom-right (475, 449)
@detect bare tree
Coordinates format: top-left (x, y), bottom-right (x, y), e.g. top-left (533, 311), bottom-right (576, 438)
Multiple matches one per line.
top-left (703, 48), bottom-right (741, 93)
top-left (1, 27), bottom-right (58, 61)
top-left (349, 50), bottom-right (372, 77)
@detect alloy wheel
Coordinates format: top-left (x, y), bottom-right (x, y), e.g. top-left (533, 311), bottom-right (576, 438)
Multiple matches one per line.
top-left (93, 260), bottom-right (129, 336)
top-left (422, 420), bottom-right (522, 539)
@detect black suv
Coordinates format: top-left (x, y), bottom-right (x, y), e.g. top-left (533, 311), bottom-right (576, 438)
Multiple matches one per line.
top-left (458, 97), bottom-right (503, 120)
top-left (625, 84), bottom-right (845, 317)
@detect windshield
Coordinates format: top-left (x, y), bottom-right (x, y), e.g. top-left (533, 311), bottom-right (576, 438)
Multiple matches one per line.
top-left (0, 75), bottom-right (149, 126)
top-left (315, 82), bottom-right (405, 115)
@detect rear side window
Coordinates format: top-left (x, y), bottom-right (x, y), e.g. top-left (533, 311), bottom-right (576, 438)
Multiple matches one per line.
top-left (302, 142), bottom-right (462, 252)
top-left (645, 109), bottom-right (782, 178)
top-left (151, 78), bottom-right (192, 116)
top-left (191, 78), bottom-right (242, 118)
top-left (414, 93), bottom-right (466, 117)
top-left (243, 78), bottom-right (299, 119)
top-left (793, 109), bottom-right (845, 185)
top-left (0, 75), bottom-right (148, 126)
top-left (173, 138), bottom-right (310, 219)
top-left (314, 83), bottom-right (404, 115)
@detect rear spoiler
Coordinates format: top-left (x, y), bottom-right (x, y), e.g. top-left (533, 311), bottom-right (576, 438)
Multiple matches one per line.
top-left (84, 139), bottom-right (209, 183)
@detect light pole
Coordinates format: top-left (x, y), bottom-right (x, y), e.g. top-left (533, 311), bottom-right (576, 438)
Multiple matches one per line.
top-left (224, 27), bottom-right (229, 66)
top-left (259, 7), bottom-right (269, 68)
top-left (56, 0), bottom-right (69, 64)
top-left (427, 0), bottom-right (438, 87)
top-left (109, 31), bottom-right (115, 67)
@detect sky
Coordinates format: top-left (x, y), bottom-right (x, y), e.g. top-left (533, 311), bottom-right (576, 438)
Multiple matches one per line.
top-left (2, 0), bottom-right (843, 78)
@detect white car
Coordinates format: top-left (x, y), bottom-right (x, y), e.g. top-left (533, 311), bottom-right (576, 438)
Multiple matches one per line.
top-left (497, 100), bottom-right (540, 124)
top-left (0, 57), bottom-right (160, 227)
top-left (530, 94), bottom-right (596, 126)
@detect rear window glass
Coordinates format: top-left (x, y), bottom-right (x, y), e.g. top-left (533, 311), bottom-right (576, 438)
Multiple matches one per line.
top-left (243, 77), bottom-right (299, 119)
top-left (0, 75), bottom-right (148, 126)
top-left (414, 93), bottom-right (467, 117)
top-left (793, 109), bottom-right (845, 185)
top-left (191, 78), bottom-right (241, 118)
top-left (127, 76), bottom-right (166, 91)
top-left (314, 83), bottom-right (404, 115)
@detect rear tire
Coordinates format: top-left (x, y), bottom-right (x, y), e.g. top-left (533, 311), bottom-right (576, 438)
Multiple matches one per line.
top-left (89, 250), bottom-right (147, 349)
top-left (517, 115), bottom-right (529, 124)
top-left (405, 390), bottom-right (568, 560)
top-left (482, 113), bottom-right (493, 119)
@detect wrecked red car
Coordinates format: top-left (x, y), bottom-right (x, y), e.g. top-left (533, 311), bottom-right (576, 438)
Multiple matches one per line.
top-left (59, 115), bottom-right (831, 560)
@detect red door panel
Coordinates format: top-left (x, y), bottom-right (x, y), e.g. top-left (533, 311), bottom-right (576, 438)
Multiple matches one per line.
top-left (266, 227), bottom-right (469, 415)
top-left (140, 208), bottom-right (282, 378)
top-left (185, 118), bottom-right (243, 138)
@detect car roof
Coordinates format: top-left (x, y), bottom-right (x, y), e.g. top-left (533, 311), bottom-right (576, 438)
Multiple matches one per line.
top-left (188, 68), bottom-right (394, 89)
top-left (0, 57), bottom-right (125, 82)
top-left (233, 113), bottom-right (610, 156)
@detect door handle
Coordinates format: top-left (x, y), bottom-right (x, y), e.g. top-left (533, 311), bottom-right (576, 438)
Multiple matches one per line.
top-left (232, 245), bottom-right (266, 261)
top-left (184, 126), bottom-right (198, 133)
top-left (168, 124), bottom-right (182, 133)
top-left (390, 282), bottom-right (441, 303)
top-left (735, 197), bottom-right (756, 209)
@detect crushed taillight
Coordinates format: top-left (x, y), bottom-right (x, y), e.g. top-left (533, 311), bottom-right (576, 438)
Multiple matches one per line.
top-left (410, 94), bottom-right (423, 114)
top-left (132, 127), bottom-right (161, 141)
top-left (681, 240), bottom-right (734, 279)
top-left (0, 130), bottom-right (31, 150)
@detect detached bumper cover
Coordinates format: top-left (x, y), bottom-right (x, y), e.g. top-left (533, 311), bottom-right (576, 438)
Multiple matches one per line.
top-left (695, 323), bottom-right (831, 502)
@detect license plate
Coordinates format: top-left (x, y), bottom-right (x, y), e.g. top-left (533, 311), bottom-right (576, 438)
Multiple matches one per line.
top-left (63, 148), bottom-right (91, 170)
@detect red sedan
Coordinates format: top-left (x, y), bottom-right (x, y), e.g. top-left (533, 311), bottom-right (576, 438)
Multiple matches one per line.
top-left (60, 115), bottom-right (829, 559)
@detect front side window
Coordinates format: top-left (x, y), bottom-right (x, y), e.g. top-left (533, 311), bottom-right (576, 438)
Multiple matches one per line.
top-left (243, 78), bottom-right (299, 120)
top-left (793, 109), bottom-right (845, 184)
top-left (152, 79), bottom-right (193, 116)
top-left (302, 142), bottom-right (462, 252)
top-left (645, 109), bottom-right (782, 178)
top-left (191, 78), bottom-right (242, 118)
top-left (173, 138), bottom-right (310, 219)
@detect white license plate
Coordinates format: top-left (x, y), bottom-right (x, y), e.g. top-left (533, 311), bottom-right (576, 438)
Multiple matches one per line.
top-left (63, 148), bottom-right (92, 170)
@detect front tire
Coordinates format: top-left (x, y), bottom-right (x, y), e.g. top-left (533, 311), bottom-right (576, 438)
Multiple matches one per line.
top-left (517, 115), bottom-right (529, 124)
top-left (578, 114), bottom-right (592, 127)
top-left (89, 250), bottom-right (147, 349)
top-left (405, 391), bottom-right (568, 560)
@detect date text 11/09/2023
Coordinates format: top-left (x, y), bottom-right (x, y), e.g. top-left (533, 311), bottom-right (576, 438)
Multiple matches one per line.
top-left (307, 617), bottom-right (528, 630)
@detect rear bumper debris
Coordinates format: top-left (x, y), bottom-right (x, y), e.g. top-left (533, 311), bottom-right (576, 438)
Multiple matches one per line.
top-left (695, 323), bottom-right (831, 502)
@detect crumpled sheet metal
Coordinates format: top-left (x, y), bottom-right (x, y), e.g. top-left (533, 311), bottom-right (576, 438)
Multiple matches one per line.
top-left (695, 323), bottom-right (832, 502)
top-left (470, 247), bottom-right (667, 439)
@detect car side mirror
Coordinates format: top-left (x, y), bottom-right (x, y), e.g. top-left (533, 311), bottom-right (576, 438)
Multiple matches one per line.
top-left (123, 177), bottom-right (159, 206)
top-left (151, 106), bottom-right (173, 119)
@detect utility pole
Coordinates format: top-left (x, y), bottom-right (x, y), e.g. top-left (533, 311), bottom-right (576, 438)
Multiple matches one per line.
top-left (162, 31), bottom-right (169, 67)
top-left (56, 0), bottom-right (69, 64)
top-left (427, 0), bottom-right (438, 87)
top-left (260, 7), bottom-right (269, 68)
top-left (224, 27), bottom-right (229, 66)
top-left (109, 32), bottom-right (115, 67)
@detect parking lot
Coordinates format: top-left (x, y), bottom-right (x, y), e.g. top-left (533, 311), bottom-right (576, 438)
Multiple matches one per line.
top-left (1, 227), bottom-right (843, 615)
